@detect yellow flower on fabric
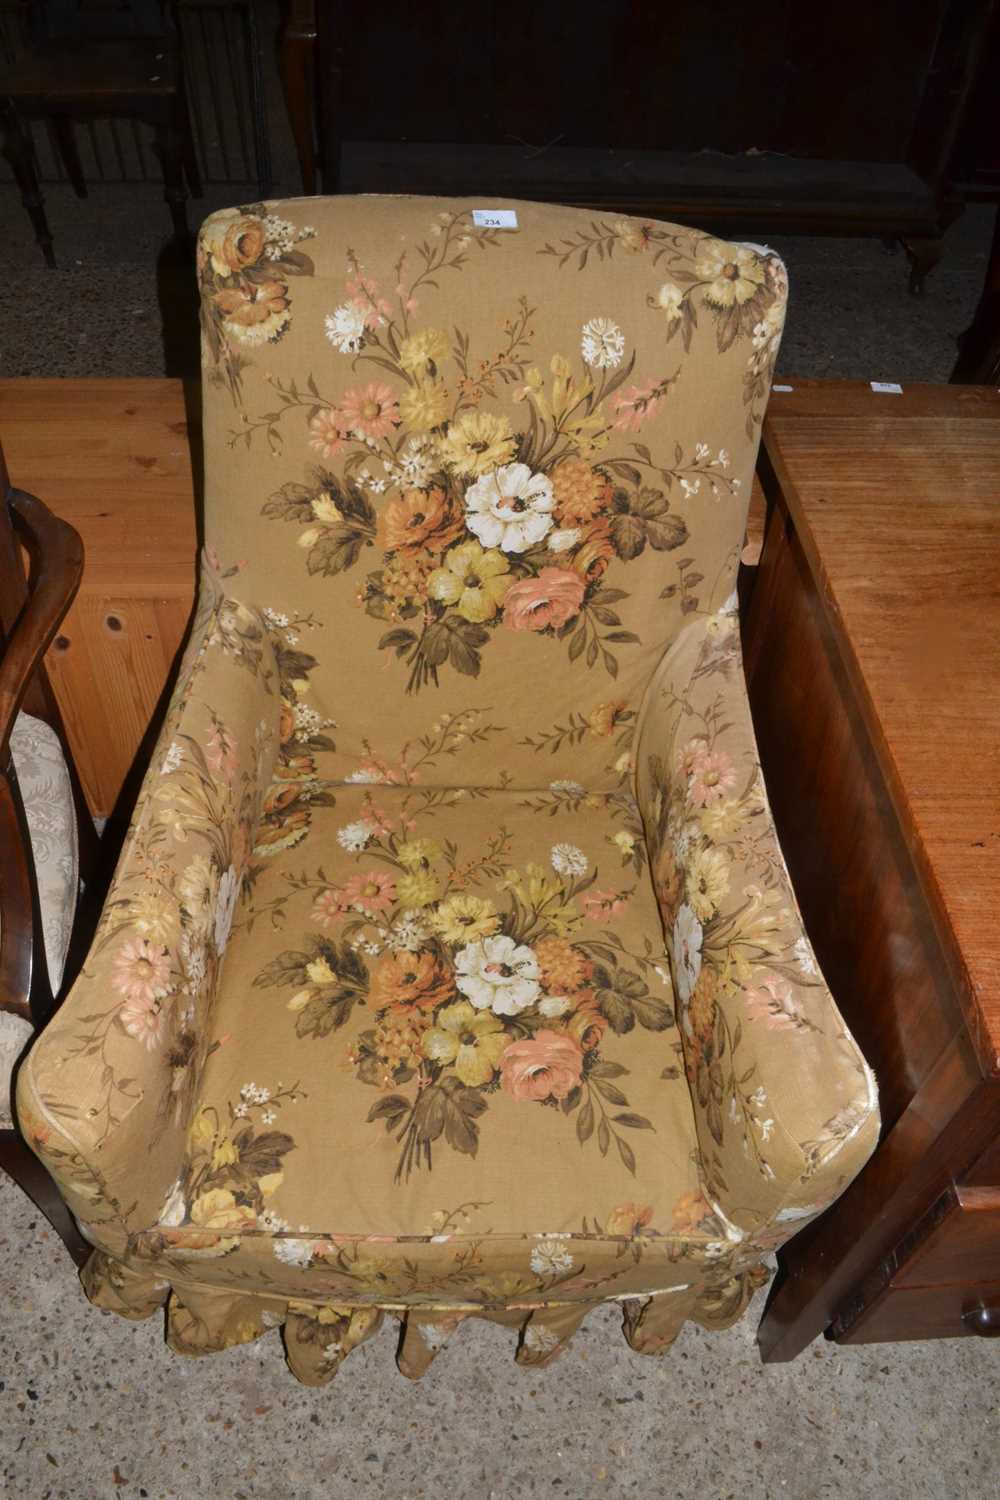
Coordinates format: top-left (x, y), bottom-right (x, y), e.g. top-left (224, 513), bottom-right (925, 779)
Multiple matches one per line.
top-left (258, 1171), bottom-right (283, 1198)
top-left (428, 541), bottom-right (511, 623)
top-left (611, 830), bottom-right (636, 857)
top-left (440, 411), bottom-right (516, 476)
top-left (396, 837), bottom-right (442, 871)
top-left (422, 1001), bottom-right (507, 1086)
top-left (190, 1188), bottom-right (256, 1231)
top-left (400, 379), bottom-right (449, 432)
top-left (396, 871), bottom-right (442, 907)
top-left (306, 956), bottom-right (336, 985)
top-left (432, 893), bottom-right (499, 944)
top-left (695, 240), bottom-right (766, 309)
top-left (189, 1109), bottom-right (216, 1151)
top-left (311, 491), bottom-right (342, 524)
top-left (686, 846), bottom-right (731, 921)
top-left (211, 1140), bottom-right (239, 1170)
top-left (399, 327), bottom-right (450, 375)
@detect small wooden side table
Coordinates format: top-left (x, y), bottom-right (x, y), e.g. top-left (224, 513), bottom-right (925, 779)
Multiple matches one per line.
top-left (0, 380), bottom-right (198, 819)
top-left (745, 380), bottom-right (1000, 1358)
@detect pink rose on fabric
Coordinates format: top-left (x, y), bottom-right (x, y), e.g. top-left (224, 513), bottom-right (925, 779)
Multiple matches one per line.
top-left (502, 567), bottom-right (586, 632)
top-left (499, 1030), bottom-right (584, 1102)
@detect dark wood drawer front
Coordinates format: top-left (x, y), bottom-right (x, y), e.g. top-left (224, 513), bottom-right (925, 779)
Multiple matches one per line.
top-left (892, 1185), bottom-right (1000, 1288)
top-left (836, 1281), bottom-right (1000, 1344)
top-left (832, 1184), bottom-right (1000, 1343)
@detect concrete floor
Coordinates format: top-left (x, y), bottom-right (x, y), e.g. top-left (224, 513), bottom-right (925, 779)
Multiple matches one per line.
top-left (3, 1172), bottom-right (1000, 1500)
top-left (3, 58), bottom-right (1000, 1500)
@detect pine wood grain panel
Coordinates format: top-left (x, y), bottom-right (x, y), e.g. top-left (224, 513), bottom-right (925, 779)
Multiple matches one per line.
top-left (0, 379), bottom-right (198, 816)
top-left (764, 380), bottom-right (1000, 1071)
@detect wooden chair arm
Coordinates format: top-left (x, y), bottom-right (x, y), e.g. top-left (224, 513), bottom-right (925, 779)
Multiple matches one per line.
top-left (0, 488), bottom-right (83, 769)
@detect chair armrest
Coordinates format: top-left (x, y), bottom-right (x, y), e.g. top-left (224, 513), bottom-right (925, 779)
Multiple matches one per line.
top-left (636, 600), bottom-right (879, 1249)
top-left (0, 488), bottom-right (83, 767)
top-left (16, 574), bottom-right (282, 1251)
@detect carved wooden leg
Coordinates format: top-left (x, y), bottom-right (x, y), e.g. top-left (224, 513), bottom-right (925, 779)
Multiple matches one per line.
top-left (279, 0), bottom-right (318, 195)
top-left (1, 107), bottom-right (56, 268)
top-left (902, 235), bottom-right (944, 296)
top-left (0, 1128), bottom-right (90, 1267)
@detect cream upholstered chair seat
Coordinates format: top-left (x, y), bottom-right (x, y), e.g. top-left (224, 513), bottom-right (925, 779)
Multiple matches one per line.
top-left (0, 711), bottom-right (77, 1127)
top-left (18, 197), bottom-right (878, 1383)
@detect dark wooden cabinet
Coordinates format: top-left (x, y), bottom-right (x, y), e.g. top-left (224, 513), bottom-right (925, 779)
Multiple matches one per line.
top-left (278, 0), bottom-right (998, 288)
top-left (743, 381), bottom-right (1000, 1358)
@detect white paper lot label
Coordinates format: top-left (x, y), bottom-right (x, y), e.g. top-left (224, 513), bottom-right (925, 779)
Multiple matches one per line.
top-left (472, 209), bottom-right (519, 229)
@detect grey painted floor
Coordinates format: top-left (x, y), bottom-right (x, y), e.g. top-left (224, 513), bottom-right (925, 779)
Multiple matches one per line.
top-left (3, 71), bottom-right (1000, 1500)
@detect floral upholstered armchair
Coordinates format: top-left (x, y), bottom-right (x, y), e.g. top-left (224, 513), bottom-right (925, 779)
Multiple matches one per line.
top-left (17, 197), bottom-right (879, 1382)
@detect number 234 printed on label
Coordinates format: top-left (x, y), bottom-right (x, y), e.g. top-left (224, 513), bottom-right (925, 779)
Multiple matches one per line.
top-left (472, 209), bottom-right (519, 229)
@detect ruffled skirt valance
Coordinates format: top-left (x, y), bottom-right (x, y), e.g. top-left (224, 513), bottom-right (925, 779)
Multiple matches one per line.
top-left (81, 1250), bottom-right (769, 1385)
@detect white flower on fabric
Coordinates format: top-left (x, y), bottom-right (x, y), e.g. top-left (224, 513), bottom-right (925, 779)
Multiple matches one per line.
top-left (549, 779), bottom-right (585, 797)
top-left (159, 1179), bottom-right (186, 1227)
top-left (387, 911), bottom-right (431, 953)
top-left (324, 301), bottom-right (367, 353)
top-left (273, 1237), bottom-right (314, 1268)
top-left (523, 1323), bottom-right (561, 1354)
top-left (654, 283), bottom-right (684, 321)
top-left (793, 935), bottom-right (819, 976)
top-left (672, 902), bottom-right (703, 1003)
top-left (417, 1323), bottom-right (452, 1352)
top-left (397, 436), bottom-right (435, 489)
top-left (337, 820), bottom-right (375, 852)
top-left (214, 865), bottom-right (240, 954)
top-left (547, 527), bottom-right (581, 553)
top-left (455, 934), bottom-right (540, 1016)
top-left (539, 994), bottom-right (572, 1018)
top-left (550, 843), bottom-right (588, 877)
top-left (581, 317), bottom-right (625, 368)
top-left (530, 1234), bottom-right (574, 1277)
top-left (161, 740), bottom-right (184, 775)
top-left (464, 463), bottom-right (554, 553)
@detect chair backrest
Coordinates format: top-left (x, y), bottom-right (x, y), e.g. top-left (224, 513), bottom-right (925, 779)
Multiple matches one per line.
top-left (198, 197), bottom-right (786, 791)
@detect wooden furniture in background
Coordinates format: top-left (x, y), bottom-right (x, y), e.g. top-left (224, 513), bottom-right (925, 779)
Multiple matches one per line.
top-left (0, 1), bottom-right (201, 266)
top-left (0, 380), bottom-right (198, 819)
top-left (282, 0), bottom-right (996, 291)
top-left (952, 204), bottom-right (1000, 382)
top-left (745, 380), bottom-right (1000, 1357)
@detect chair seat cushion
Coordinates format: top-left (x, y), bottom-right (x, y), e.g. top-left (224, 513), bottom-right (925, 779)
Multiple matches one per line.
top-left (9, 711), bottom-right (78, 995)
top-left (138, 786), bottom-right (742, 1305)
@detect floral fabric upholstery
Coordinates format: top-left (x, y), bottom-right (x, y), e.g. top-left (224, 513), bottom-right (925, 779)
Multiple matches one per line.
top-left (17, 197), bottom-right (878, 1382)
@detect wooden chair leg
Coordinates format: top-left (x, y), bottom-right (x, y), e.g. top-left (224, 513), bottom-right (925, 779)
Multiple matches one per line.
top-left (153, 115), bottom-right (190, 245)
top-left (279, 0), bottom-right (318, 195)
top-left (902, 234), bottom-right (945, 297)
top-left (176, 76), bottom-right (203, 198)
top-left (1, 106), bottom-right (56, 268)
top-left (0, 1127), bottom-right (90, 1267)
top-left (51, 115), bottom-right (88, 198)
